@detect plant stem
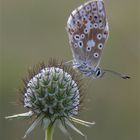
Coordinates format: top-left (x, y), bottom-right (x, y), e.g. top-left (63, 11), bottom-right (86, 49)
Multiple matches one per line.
top-left (45, 123), bottom-right (54, 140)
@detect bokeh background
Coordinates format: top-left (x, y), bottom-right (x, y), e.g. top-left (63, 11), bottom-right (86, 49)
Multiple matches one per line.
top-left (0, 0), bottom-right (140, 140)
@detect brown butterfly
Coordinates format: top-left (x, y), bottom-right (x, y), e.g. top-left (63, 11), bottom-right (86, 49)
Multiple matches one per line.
top-left (66, 0), bottom-right (130, 79)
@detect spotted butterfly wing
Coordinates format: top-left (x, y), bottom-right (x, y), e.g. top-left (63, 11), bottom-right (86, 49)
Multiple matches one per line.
top-left (67, 0), bottom-right (109, 77)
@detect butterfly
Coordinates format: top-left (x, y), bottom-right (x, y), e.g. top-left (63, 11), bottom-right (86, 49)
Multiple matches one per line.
top-left (66, 0), bottom-right (130, 79)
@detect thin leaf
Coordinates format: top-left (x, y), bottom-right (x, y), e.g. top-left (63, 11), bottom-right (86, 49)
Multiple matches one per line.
top-left (23, 114), bottom-right (45, 139)
top-left (58, 121), bottom-right (72, 140)
top-left (5, 111), bottom-right (33, 120)
top-left (70, 117), bottom-right (95, 127)
top-left (65, 119), bottom-right (87, 140)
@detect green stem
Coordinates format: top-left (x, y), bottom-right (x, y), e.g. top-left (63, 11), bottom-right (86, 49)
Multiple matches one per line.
top-left (45, 123), bottom-right (54, 140)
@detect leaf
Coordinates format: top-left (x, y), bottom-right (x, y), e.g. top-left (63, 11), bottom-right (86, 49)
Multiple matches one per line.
top-left (5, 111), bottom-right (33, 120)
top-left (23, 114), bottom-right (45, 139)
top-left (58, 121), bottom-right (72, 140)
top-left (65, 119), bottom-right (87, 140)
top-left (70, 116), bottom-right (95, 127)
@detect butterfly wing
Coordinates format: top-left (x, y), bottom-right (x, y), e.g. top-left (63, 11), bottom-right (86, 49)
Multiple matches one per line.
top-left (67, 0), bottom-right (109, 69)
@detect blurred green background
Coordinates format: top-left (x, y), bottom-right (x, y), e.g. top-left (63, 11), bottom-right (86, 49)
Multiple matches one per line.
top-left (0, 0), bottom-right (140, 140)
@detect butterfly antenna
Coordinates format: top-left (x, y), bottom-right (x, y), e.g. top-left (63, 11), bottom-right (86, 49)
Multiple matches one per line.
top-left (102, 69), bottom-right (130, 79)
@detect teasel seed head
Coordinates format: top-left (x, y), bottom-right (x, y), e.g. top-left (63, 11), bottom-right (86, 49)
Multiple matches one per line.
top-left (5, 59), bottom-right (95, 140)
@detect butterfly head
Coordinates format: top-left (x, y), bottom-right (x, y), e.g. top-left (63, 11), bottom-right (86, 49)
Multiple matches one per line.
top-left (94, 67), bottom-right (102, 78)
top-left (73, 60), bottom-right (102, 79)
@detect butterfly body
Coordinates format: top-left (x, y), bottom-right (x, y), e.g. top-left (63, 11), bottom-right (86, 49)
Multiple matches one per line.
top-left (73, 60), bottom-right (102, 78)
top-left (67, 0), bottom-right (109, 78)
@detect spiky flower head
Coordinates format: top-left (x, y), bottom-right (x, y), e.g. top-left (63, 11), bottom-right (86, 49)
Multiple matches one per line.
top-left (6, 59), bottom-right (95, 140)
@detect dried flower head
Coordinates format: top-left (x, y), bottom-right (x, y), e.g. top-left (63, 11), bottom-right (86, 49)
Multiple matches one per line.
top-left (5, 59), bottom-right (95, 140)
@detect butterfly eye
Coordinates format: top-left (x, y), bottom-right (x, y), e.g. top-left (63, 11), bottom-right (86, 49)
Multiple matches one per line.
top-left (74, 34), bottom-right (81, 41)
top-left (98, 43), bottom-right (104, 50)
top-left (78, 41), bottom-right (83, 48)
top-left (93, 52), bottom-right (99, 58)
top-left (97, 33), bottom-right (102, 40)
top-left (96, 68), bottom-right (101, 77)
